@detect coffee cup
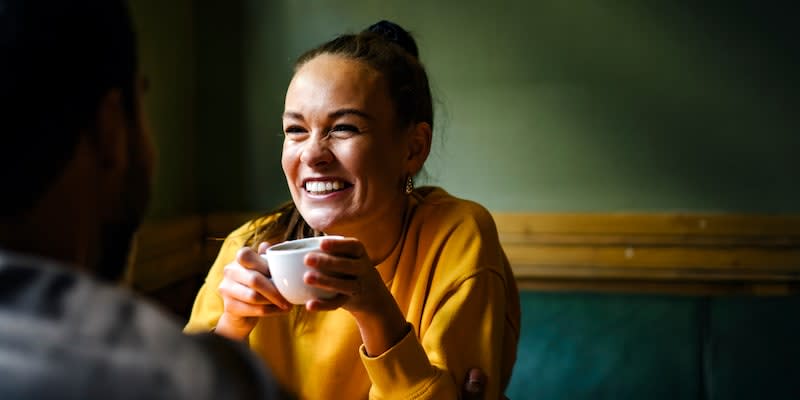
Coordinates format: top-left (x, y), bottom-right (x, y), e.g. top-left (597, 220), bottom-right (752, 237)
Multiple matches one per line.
top-left (263, 236), bottom-right (342, 305)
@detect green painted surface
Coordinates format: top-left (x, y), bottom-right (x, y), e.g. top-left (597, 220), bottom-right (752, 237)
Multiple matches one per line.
top-left (132, 1), bottom-right (798, 215)
top-left (129, 0), bottom-right (197, 217)
top-left (220, 1), bottom-right (799, 214)
top-left (193, 3), bottom-right (250, 213)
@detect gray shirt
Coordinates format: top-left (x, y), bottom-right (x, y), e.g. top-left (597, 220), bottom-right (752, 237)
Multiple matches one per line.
top-left (0, 250), bottom-right (288, 399)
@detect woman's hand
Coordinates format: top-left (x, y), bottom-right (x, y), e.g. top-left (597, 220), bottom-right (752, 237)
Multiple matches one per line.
top-left (301, 237), bottom-right (386, 312)
top-left (303, 237), bottom-right (409, 355)
top-left (215, 242), bottom-right (293, 341)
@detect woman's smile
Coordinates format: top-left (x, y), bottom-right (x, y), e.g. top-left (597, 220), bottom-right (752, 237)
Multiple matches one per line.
top-left (302, 178), bottom-right (352, 196)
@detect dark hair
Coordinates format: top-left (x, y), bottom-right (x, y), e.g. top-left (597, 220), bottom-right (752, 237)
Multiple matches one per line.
top-left (250, 21), bottom-right (432, 245)
top-left (0, 0), bottom-right (137, 217)
top-left (295, 20), bottom-right (433, 130)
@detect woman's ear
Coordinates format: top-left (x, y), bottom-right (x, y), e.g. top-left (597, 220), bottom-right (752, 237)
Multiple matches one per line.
top-left (406, 121), bottom-right (432, 174)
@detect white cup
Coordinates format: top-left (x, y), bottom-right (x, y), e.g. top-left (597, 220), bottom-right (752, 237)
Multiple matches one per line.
top-left (263, 236), bottom-right (342, 305)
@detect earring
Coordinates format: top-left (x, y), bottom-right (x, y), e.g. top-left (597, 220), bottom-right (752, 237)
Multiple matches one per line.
top-left (404, 175), bottom-right (414, 195)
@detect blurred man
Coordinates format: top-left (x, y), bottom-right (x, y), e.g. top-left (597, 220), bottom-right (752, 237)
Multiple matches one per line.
top-left (0, 1), bottom-right (286, 398)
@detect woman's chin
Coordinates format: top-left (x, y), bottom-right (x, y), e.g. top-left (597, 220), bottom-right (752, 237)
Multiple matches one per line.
top-left (301, 210), bottom-right (345, 234)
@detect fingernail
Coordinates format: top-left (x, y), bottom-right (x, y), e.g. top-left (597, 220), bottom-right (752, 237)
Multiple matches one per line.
top-left (306, 253), bottom-right (317, 265)
top-left (469, 369), bottom-right (484, 381)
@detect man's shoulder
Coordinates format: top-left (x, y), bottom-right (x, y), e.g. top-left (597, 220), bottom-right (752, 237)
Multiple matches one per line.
top-left (0, 251), bottom-right (286, 399)
top-left (0, 250), bottom-right (187, 347)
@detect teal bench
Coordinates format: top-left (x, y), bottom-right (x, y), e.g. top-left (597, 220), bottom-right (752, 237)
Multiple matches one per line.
top-left (506, 292), bottom-right (800, 399)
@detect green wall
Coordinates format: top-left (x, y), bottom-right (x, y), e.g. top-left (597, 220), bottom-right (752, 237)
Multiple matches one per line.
top-left (201, 0), bottom-right (800, 214)
top-left (193, 3), bottom-right (251, 213)
top-left (129, 0), bottom-right (197, 217)
top-left (133, 1), bottom-right (799, 216)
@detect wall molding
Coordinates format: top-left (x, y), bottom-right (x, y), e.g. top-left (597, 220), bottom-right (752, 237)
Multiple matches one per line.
top-left (128, 216), bottom-right (206, 292)
top-left (130, 212), bottom-right (800, 296)
top-left (495, 213), bottom-right (800, 295)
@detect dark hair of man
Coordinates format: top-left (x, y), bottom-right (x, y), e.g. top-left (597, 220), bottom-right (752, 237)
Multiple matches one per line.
top-left (0, 0), bottom-right (137, 218)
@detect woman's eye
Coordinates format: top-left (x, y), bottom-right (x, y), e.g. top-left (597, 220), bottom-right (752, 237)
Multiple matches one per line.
top-left (284, 125), bottom-right (307, 135)
top-left (330, 124), bottom-right (359, 136)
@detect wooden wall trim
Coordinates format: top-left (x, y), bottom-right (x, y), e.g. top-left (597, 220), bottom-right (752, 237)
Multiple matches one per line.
top-left (493, 213), bottom-right (800, 237)
top-left (496, 213), bottom-right (800, 295)
top-left (131, 212), bottom-right (800, 296)
top-left (130, 216), bottom-right (206, 292)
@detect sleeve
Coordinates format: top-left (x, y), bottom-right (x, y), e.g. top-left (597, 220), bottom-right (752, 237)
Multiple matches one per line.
top-left (360, 207), bottom-right (512, 399)
top-left (361, 272), bottom-right (507, 400)
top-left (188, 332), bottom-right (294, 400)
top-left (184, 223), bottom-right (252, 333)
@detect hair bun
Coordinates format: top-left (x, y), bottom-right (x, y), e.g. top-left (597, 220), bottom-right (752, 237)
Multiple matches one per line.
top-left (364, 20), bottom-right (419, 59)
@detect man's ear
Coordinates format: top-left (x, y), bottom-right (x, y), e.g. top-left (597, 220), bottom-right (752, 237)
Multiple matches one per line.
top-left (406, 121), bottom-right (432, 175)
top-left (89, 89), bottom-right (128, 171)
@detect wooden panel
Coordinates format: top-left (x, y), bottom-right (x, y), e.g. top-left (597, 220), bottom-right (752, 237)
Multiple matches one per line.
top-left (133, 246), bottom-right (206, 292)
top-left (203, 212), bottom-right (260, 266)
top-left (492, 213), bottom-right (800, 237)
top-left (506, 246), bottom-right (800, 276)
top-left (516, 279), bottom-right (800, 297)
top-left (136, 216), bottom-right (204, 257)
top-left (130, 213), bottom-right (258, 292)
top-left (129, 212), bottom-right (800, 296)
top-left (205, 212), bottom-right (259, 239)
top-left (494, 213), bottom-right (800, 295)
top-left (129, 216), bottom-right (205, 292)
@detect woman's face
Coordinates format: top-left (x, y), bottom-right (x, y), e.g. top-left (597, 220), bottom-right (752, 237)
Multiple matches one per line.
top-left (282, 54), bottom-right (411, 236)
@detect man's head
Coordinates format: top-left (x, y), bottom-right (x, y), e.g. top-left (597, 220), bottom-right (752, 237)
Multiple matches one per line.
top-left (0, 0), bottom-right (154, 280)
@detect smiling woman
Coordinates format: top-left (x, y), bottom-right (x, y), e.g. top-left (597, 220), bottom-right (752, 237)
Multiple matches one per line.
top-left (185, 20), bottom-right (520, 399)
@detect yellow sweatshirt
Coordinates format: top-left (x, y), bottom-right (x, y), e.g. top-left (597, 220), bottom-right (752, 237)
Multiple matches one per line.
top-left (186, 187), bottom-right (520, 399)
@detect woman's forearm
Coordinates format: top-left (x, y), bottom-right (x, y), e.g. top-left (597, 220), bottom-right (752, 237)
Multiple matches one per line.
top-left (214, 313), bottom-right (255, 342)
top-left (350, 290), bottom-right (410, 356)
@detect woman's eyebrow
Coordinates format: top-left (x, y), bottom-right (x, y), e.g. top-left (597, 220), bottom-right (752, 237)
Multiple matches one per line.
top-left (330, 108), bottom-right (373, 120)
top-left (282, 111), bottom-right (305, 121)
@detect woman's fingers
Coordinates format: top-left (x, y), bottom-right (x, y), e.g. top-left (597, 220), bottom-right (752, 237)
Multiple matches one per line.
top-left (319, 237), bottom-right (367, 258)
top-left (236, 247), bottom-right (270, 275)
top-left (219, 277), bottom-right (270, 304)
top-left (222, 262), bottom-right (293, 310)
top-left (305, 295), bottom-right (349, 312)
top-left (214, 243), bottom-right (285, 340)
top-left (302, 238), bottom-right (383, 311)
top-left (304, 270), bottom-right (361, 297)
top-left (235, 246), bottom-right (291, 308)
top-left (305, 251), bottom-right (366, 277)
top-left (224, 297), bottom-right (287, 317)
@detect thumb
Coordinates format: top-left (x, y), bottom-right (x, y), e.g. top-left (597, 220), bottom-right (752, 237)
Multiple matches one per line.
top-left (462, 368), bottom-right (487, 400)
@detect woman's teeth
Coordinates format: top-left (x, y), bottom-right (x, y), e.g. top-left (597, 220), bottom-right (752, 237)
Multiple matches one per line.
top-left (305, 180), bottom-right (346, 195)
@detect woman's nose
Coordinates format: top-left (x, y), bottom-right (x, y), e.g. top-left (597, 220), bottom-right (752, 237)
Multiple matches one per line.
top-left (299, 134), bottom-right (333, 167)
